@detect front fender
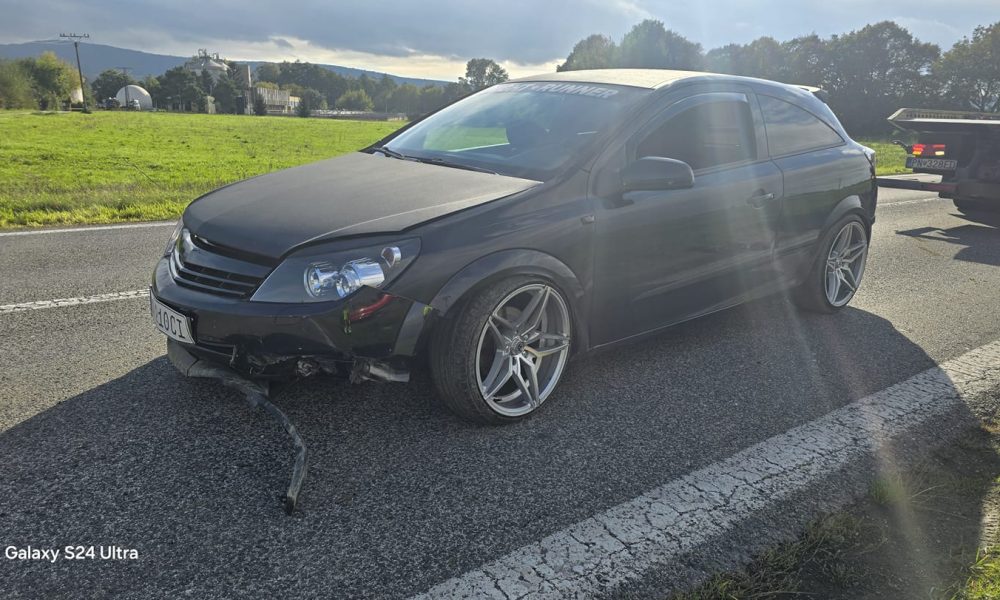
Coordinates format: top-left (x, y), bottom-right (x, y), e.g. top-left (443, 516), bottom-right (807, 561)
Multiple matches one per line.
top-left (393, 249), bottom-right (590, 356)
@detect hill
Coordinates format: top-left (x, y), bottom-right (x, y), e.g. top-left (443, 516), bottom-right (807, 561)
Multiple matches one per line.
top-left (0, 41), bottom-right (449, 88)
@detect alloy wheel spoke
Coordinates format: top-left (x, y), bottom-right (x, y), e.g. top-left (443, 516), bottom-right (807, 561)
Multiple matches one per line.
top-left (842, 241), bottom-right (866, 263)
top-left (515, 286), bottom-right (550, 333)
top-left (826, 268), bottom-right (841, 300)
top-left (486, 316), bottom-right (509, 346)
top-left (515, 354), bottom-right (541, 407)
top-left (839, 267), bottom-right (858, 291)
top-left (482, 353), bottom-right (514, 400)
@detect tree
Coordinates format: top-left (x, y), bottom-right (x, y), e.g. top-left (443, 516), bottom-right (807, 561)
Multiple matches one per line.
top-left (388, 83), bottom-right (421, 115)
top-left (0, 59), bottom-right (35, 109)
top-left (212, 75), bottom-right (238, 114)
top-left (705, 37), bottom-right (787, 81)
top-left (157, 66), bottom-right (204, 111)
top-left (418, 85), bottom-right (445, 115)
top-left (781, 34), bottom-right (829, 86)
top-left (253, 93), bottom-right (268, 116)
top-left (558, 35), bottom-right (617, 71)
top-left (19, 52), bottom-right (76, 109)
top-left (198, 70), bottom-right (215, 95)
top-left (373, 74), bottom-right (398, 112)
top-left (297, 88), bottom-right (326, 116)
top-left (618, 20), bottom-right (703, 70)
top-left (141, 75), bottom-right (161, 107)
top-left (255, 62), bottom-right (281, 83)
top-left (335, 88), bottom-right (374, 111)
top-left (935, 22), bottom-right (1000, 112)
top-left (823, 21), bottom-right (940, 133)
top-left (91, 69), bottom-right (133, 103)
top-left (460, 58), bottom-right (508, 91)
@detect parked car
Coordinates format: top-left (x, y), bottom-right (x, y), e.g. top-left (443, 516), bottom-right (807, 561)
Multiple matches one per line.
top-left (151, 69), bottom-right (877, 424)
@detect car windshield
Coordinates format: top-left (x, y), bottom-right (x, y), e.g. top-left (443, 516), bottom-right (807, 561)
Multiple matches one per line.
top-left (381, 82), bottom-right (649, 181)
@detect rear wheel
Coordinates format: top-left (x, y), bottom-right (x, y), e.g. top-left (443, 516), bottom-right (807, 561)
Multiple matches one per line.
top-left (794, 215), bottom-right (869, 313)
top-left (429, 277), bottom-right (572, 424)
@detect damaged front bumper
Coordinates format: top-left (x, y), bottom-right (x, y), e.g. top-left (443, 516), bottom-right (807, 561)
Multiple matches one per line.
top-left (151, 257), bottom-right (434, 381)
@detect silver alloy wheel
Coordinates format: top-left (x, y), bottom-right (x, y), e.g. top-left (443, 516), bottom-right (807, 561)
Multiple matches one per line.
top-left (824, 221), bottom-right (868, 307)
top-left (475, 283), bottom-right (571, 417)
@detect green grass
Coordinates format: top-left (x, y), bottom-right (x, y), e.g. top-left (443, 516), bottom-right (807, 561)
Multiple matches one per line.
top-left (857, 138), bottom-right (909, 176)
top-left (0, 111), bottom-right (914, 228)
top-left (962, 547), bottom-right (1000, 599)
top-left (0, 110), bottom-right (403, 228)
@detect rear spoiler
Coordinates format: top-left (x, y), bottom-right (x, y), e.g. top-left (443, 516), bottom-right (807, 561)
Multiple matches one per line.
top-left (795, 85), bottom-right (829, 104)
top-left (888, 108), bottom-right (1000, 133)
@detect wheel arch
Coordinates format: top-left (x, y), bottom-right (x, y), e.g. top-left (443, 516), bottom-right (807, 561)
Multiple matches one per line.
top-left (823, 194), bottom-right (871, 236)
top-left (427, 249), bottom-right (590, 353)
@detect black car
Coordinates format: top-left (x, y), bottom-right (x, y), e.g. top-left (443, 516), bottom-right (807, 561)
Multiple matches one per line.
top-left (152, 69), bottom-right (877, 424)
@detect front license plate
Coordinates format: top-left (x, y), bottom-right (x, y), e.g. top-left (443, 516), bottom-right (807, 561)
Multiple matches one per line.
top-left (907, 157), bottom-right (958, 171)
top-left (150, 293), bottom-right (194, 343)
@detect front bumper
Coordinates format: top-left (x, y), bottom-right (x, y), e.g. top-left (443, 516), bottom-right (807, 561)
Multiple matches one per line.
top-left (151, 257), bottom-right (432, 379)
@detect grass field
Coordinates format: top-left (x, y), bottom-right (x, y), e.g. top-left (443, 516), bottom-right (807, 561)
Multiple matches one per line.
top-left (0, 111), bottom-right (912, 229)
top-left (0, 111), bottom-right (402, 228)
top-left (858, 139), bottom-right (908, 176)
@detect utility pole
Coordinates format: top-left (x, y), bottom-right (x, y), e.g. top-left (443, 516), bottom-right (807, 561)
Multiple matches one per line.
top-left (60, 33), bottom-right (90, 112)
top-left (117, 66), bottom-right (132, 108)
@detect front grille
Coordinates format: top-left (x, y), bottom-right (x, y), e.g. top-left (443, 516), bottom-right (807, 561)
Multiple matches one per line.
top-left (170, 230), bottom-right (272, 298)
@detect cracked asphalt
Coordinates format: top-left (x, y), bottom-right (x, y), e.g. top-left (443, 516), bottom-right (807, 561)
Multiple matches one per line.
top-left (2, 185), bottom-right (1000, 598)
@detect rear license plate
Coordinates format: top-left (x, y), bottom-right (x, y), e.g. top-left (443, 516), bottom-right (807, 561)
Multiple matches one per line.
top-left (907, 157), bottom-right (957, 171)
top-left (150, 292), bottom-right (194, 343)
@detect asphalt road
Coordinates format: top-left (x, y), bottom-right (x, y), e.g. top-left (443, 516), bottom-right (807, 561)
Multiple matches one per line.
top-left (1, 186), bottom-right (999, 598)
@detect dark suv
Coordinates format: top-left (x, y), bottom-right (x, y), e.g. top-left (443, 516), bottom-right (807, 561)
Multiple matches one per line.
top-left (151, 69), bottom-right (877, 424)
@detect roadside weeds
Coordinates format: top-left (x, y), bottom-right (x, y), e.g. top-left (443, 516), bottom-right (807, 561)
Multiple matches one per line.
top-left (671, 417), bottom-right (1000, 599)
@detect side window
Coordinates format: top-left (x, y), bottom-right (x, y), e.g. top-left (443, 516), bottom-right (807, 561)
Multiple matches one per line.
top-left (759, 95), bottom-right (843, 156)
top-left (636, 98), bottom-right (757, 171)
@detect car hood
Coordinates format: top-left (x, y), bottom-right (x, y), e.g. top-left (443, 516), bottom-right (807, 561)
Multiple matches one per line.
top-left (183, 152), bottom-right (540, 259)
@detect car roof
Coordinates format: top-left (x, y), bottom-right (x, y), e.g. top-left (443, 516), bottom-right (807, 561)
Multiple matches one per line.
top-left (509, 68), bottom-right (739, 90)
top-left (509, 68), bottom-right (807, 94)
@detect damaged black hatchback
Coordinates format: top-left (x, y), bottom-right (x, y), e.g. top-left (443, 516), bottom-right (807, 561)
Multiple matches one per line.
top-left (152, 69), bottom-right (877, 424)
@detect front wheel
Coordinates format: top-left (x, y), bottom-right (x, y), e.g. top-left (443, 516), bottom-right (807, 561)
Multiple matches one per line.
top-left (429, 277), bottom-right (573, 424)
top-left (794, 215), bottom-right (870, 313)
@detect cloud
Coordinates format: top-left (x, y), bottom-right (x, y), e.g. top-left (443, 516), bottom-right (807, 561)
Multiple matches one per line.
top-left (0, 0), bottom-right (996, 79)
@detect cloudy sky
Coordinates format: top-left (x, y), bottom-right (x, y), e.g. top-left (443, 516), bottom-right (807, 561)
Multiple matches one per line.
top-left (1, 0), bottom-right (997, 80)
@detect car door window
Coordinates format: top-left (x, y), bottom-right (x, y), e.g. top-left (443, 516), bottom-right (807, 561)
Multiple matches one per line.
top-left (758, 94), bottom-right (844, 156)
top-left (636, 98), bottom-right (757, 171)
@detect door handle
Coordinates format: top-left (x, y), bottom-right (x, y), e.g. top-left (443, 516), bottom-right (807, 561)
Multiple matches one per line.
top-left (747, 192), bottom-right (775, 208)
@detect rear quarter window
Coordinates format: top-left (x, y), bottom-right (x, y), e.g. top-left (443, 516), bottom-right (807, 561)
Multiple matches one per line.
top-left (759, 95), bottom-right (844, 157)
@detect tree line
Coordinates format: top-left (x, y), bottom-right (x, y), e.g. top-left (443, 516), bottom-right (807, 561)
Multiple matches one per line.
top-left (0, 52), bottom-right (85, 110)
top-left (86, 56), bottom-right (510, 118)
top-left (558, 19), bottom-right (1000, 135)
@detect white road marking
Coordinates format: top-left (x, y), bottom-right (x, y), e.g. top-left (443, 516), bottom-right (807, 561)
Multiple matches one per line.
top-left (0, 221), bottom-right (176, 237)
top-left (879, 196), bottom-right (944, 208)
top-left (0, 290), bottom-right (148, 314)
top-left (414, 341), bottom-right (1000, 599)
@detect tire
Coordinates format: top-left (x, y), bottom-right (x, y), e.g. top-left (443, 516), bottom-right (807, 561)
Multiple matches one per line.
top-left (954, 198), bottom-right (1000, 214)
top-left (429, 276), bottom-right (573, 425)
top-left (793, 214), bottom-right (870, 314)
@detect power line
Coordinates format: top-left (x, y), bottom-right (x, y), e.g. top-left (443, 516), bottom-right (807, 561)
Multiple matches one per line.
top-left (59, 33), bottom-right (90, 112)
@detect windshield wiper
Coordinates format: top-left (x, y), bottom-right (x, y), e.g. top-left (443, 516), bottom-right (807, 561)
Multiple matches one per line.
top-left (412, 156), bottom-right (498, 175)
top-left (372, 146), bottom-right (408, 160)
top-left (374, 146), bottom-right (497, 175)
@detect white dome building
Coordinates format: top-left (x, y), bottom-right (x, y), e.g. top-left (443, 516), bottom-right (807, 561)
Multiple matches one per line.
top-left (115, 85), bottom-right (153, 110)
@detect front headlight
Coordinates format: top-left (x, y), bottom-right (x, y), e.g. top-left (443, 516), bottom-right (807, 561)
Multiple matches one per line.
top-left (163, 218), bottom-right (184, 256)
top-left (251, 238), bottom-right (420, 303)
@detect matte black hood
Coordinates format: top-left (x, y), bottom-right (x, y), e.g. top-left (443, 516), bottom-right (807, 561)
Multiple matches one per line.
top-left (183, 152), bottom-right (539, 259)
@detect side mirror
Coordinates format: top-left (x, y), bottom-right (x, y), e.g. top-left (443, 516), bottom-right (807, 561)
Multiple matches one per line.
top-left (621, 157), bottom-right (695, 192)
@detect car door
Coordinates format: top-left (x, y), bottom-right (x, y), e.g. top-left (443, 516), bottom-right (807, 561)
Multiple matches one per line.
top-left (754, 92), bottom-right (852, 282)
top-left (590, 89), bottom-right (784, 346)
